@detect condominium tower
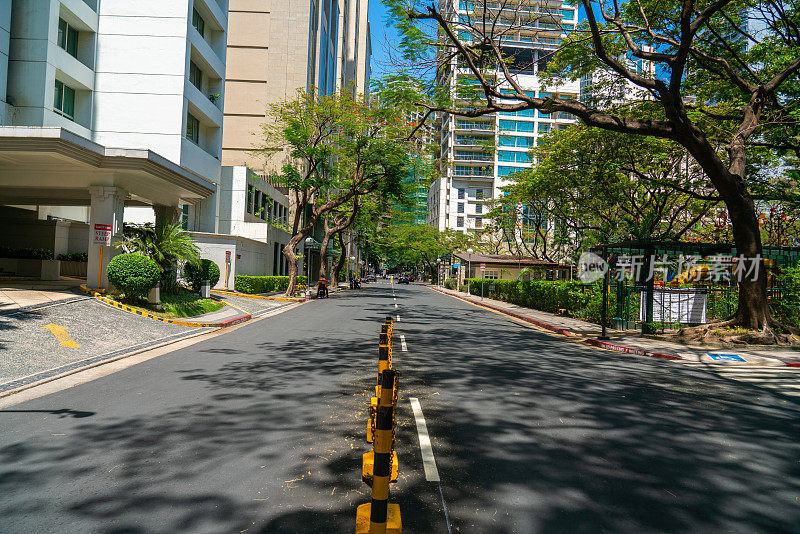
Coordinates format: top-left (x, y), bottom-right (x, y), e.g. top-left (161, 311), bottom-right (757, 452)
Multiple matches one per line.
top-left (428, 0), bottom-right (579, 239)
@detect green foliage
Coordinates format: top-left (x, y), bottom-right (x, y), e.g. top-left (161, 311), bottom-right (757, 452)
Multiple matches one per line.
top-left (183, 259), bottom-right (221, 292)
top-left (234, 275), bottom-right (308, 294)
top-left (107, 253), bottom-right (161, 300)
top-left (56, 252), bottom-right (88, 262)
top-left (0, 247), bottom-right (54, 260)
top-left (443, 278), bottom-right (457, 290)
top-left (773, 264), bottom-right (800, 328)
top-left (116, 222), bottom-right (200, 293)
top-left (466, 278), bottom-right (612, 326)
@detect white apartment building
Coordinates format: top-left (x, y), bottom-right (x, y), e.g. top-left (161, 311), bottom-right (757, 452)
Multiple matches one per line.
top-left (0, 0), bottom-right (228, 288)
top-left (429, 0), bottom-right (579, 243)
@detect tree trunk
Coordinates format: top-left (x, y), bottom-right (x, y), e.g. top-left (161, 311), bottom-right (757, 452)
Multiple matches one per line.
top-left (318, 231), bottom-right (331, 280)
top-left (282, 233), bottom-right (304, 297)
top-left (333, 231), bottom-right (347, 287)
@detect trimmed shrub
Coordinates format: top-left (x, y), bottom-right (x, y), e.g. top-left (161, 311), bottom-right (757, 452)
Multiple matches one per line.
top-left (57, 252), bottom-right (89, 262)
top-left (183, 259), bottom-right (221, 292)
top-left (443, 278), bottom-right (457, 290)
top-left (466, 278), bottom-right (612, 325)
top-left (235, 275), bottom-right (308, 294)
top-left (0, 246), bottom-right (54, 260)
top-left (107, 253), bottom-right (161, 300)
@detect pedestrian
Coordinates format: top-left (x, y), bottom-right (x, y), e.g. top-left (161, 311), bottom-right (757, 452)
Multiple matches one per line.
top-left (317, 274), bottom-right (328, 298)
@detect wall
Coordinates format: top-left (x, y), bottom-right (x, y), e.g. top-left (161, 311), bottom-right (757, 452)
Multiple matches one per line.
top-left (0, 0), bottom-right (10, 124)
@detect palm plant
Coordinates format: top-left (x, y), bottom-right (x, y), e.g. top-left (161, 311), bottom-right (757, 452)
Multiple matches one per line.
top-left (116, 222), bottom-right (200, 293)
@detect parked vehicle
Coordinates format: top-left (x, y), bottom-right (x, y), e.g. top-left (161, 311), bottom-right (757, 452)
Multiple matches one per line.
top-left (398, 275), bottom-right (410, 284)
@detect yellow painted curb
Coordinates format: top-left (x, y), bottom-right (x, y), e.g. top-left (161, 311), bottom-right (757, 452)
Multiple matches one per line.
top-left (79, 285), bottom-right (248, 328)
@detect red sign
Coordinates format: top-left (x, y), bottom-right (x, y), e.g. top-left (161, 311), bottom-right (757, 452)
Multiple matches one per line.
top-left (93, 224), bottom-right (112, 246)
top-left (480, 263), bottom-right (486, 271)
top-left (225, 250), bottom-right (231, 262)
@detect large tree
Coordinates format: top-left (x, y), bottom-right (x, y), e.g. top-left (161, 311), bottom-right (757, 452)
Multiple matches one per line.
top-left (256, 91), bottom-right (412, 296)
top-left (384, 0), bottom-right (800, 339)
top-left (497, 123), bottom-right (720, 257)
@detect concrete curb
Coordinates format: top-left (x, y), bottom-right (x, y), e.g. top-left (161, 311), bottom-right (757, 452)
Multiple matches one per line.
top-left (431, 286), bottom-right (800, 366)
top-left (79, 285), bottom-right (251, 327)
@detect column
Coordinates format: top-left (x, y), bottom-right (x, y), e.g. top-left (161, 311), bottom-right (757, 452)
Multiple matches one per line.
top-left (87, 186), bottom-right (126, 290)
top-left (154, 204), bottom-right (181, 227)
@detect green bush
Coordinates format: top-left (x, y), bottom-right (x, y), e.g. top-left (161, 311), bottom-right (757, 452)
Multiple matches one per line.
top-left (443, 278), bottom-right (457, 290)
top-left (773, 263), bottom-right (800, 328)
top-left (183, 259), bottom-right (221, 292)
top-left (466, 278), bottom-right (612, 326)
top-left (107, 253), bottom-right (161, 300)
top-left (57, 252), bottom-right (89, 262)
top-left (0, 246), bottom-right (54, 260)
top-left (234, 275), bottom-right (308, 294)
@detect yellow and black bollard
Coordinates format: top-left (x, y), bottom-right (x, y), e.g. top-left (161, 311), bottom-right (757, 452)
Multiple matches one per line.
top-left (356, 372), bottom-right (402, 533)
top-left (362, 369), bottom-right (398, 486)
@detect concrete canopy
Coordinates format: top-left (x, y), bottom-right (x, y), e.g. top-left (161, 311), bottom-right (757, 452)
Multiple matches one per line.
top-left (0, 127), bottom-right (216, 207)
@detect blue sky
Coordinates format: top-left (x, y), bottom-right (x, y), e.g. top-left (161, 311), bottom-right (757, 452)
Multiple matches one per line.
top-left (368, 0), bottom-right (401, 78)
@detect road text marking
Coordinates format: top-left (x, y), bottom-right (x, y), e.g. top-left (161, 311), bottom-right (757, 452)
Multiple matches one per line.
top-left (396, 314), bottom-right (400, 322)
top-left (400, 335), bottom-right (407, 352)
top-left (410, 397), bottom-right (440, 482)
top-left (41, 324), bottom-right (79, 348)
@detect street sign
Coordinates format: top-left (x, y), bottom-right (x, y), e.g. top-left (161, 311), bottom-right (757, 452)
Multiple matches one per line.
top-left (225, 250), bottom-right (231, 262)
top-left (480, 263), bottom-right (486, 271)
top-left (93, 224), bottom-right (112, 246)
top-left (453, 263), bottom-right (461, 268)
top-left (707, 353), bottom-right (747, 362)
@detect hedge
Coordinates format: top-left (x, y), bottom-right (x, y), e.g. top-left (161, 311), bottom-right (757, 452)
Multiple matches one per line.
top-left (0, 246), bottom-right (54, 260)
top-left (466, 278), bottom-right (612, 326)
top-left (57, 252), bottom-right (88, 262)
top-left (234, 275), bottom-right (308, 294)
top-left (107, 253), bottom-right (161, 300)
top-left (184, 259), bottom-right (221, 292)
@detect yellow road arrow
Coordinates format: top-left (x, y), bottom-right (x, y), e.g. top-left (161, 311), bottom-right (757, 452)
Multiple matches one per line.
top-left (41, 323), bottom-right (79, 348)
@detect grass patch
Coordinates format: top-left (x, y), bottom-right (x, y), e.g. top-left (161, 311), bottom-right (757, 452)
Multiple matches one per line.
top-left (110, 288), bottom-right (225, 319)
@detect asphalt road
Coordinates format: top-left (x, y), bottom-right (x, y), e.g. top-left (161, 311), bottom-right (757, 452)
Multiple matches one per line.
top-left (2, 281), bottom-right (800, 533)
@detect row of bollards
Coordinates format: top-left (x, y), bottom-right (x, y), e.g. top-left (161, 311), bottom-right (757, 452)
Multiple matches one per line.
top-left (356, 316), bottom-right (402, 534)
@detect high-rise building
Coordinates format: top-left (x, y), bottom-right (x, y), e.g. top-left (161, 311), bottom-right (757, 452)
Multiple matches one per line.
top-left (429, 0), bottom-right (579, 241)
top-left (221, 0), bottom-right (371, 170)
top-left (0, 0), bottom-right (227, 288)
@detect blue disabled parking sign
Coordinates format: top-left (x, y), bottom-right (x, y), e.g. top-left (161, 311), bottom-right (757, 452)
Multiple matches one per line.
top-left (707, 353), bottom-right (747, 362)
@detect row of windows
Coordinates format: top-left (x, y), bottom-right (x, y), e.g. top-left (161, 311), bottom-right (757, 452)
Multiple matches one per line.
top-left (247, 185), bottom-right (288, 223)
top-left (456, 202), bottom-right (483, 214)
top-left (456, 216), bottom-right (483, 228)
top-left (499, 135), bottom-right (535, 148)
top-left (498, 150), bottom-right (532, 164)
top-left (454, 165), bottom-right (492, 176)
top-left (457, 188), bottom-right (484, 200)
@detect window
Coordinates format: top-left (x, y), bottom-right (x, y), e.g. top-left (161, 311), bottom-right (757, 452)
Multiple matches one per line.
top-left (457, 216), bottom-right (464, 227)
top-left (498, 150), bottom-right (516, 162)
top-left (476, 189), bottom-right (483, 199)
top-left (484, 270), bottom-right (499, 279)
top-left (516, 152), bottom-right (531, 164)
top-left (192, 8), bottom-right (205, 38)
top-left (475, 216), bottom-right (483, 227)
top-left (538, 122), bottom-right (551, 134)
top-left (498, 166), bottom-right (518, 177)
top-left (500, 120), bottom-right (534, 132)
top-left (189, 61), bottom-right (203, 90)
top-left (261, 194), bottom-right (268, 220)
top-left (499, 135), bottom-right (515, 147)
top-left (561, 9), bottom-right (574, 20)
top-left (457, 203), bottom-right (464, 213)
top-left (247, 185), bottom-right (254, 214)
top-left (475, 203), bottom-right (483, 214)
top-left (186, 112), bottom-right (199, 143)
top-left (53, 79), bottom-right (75, 120)
top-left (57, 18), bottom-right (79, 58)
top-left (458, 188), bottom-right (465, 200)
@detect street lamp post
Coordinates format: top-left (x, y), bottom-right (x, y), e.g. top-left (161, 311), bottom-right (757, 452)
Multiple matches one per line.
top-left (466, 247), bottom-right (474, 294)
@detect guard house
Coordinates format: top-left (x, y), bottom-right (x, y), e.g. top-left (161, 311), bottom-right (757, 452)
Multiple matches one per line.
top-left (454, 253), bottom-right (572, 284)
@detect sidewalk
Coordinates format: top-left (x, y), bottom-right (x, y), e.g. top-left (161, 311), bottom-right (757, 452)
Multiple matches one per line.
top-left (431, 285), bottom-right (800, 367)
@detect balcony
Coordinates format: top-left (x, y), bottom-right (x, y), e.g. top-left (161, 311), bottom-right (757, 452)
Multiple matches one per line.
top-left (454, 120), bottom-right (494, 131)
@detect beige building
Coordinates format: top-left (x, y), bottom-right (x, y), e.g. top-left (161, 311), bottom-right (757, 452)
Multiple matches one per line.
top-left (222, 0), bottom-right (371, 170)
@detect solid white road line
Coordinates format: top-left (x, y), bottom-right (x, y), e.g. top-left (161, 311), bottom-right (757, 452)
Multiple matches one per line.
top-left (410, 397), bottom-right (440, 482)
top-left (400, 335), bottom-right (407, 352)
top-left (395, 303), bottom-right (398, 308)
top-left (396, 314), bottom-right (400, 322)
